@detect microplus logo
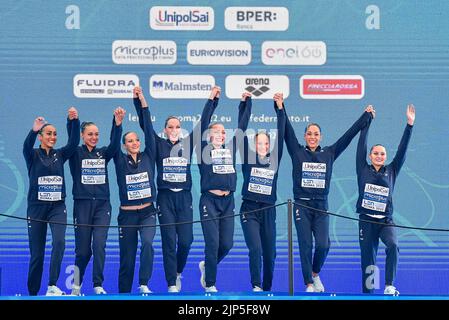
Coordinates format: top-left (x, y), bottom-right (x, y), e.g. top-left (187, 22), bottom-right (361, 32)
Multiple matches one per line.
top-left (150, 6), bottom-right (214, 30)
top-left (112, 40), bottom-right (176, 65)
top-left (262, 41), bottom-right (326, 65)
top-left (149, 75), bottom-right (215, 99)
top-left (187, 41), bottom-right (251, 65)
top-left (225, 75), bottom-right (290, 99)
top-left (74, 74), bottom-right (139, 98)
top-left (225, 7), bottom-right (288, 31)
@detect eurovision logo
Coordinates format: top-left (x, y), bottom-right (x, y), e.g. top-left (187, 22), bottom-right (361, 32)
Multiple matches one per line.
top-left (300, 75), bottom-right (364, 99)
top-left (187, 41), bottom-right (251, 65)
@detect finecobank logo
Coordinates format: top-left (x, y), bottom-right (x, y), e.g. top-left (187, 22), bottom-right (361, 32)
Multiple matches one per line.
top-left (150, 6), bottom-right (214, 30)
top-left (150, 75), bottom-right (215, 99)
top-left (74, 74), bottom-right (139, 98)
top-left (225, 7), bottom-right (289, 31)
top-left (187, 41), bottom-right (251, 65)
top-left (225, 75), bottom-right (290, 99)
top-left (300, 75), bottom-right (365, 99)
top-left (112, 40), bottom-right (176, 65)
top-left (262, 41), bottom-right (326, 65)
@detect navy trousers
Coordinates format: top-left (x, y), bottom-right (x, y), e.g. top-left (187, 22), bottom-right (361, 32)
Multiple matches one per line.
top-left (293, 199), bottom-right (330, 285)
top-left (117, 205), bottom-right (157, 293)
top-left (27, 201), bottom-right (67, 295)
top-left (359, 214), bottom-right (398, 293)
top-left (157, 189), bottom-right (193, 287)
top-left (240, 200), bottom-right (276, 291)
top-left (200, 192), bottom-right (235, 287)
top-left (73, 199), bottom-right (111, 288)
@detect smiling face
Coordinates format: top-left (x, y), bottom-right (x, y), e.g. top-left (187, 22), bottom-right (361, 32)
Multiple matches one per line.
top-left (209, 123), bottom-right (226, 147)
top-left (304, 125), bottom-right (321, 150)
top-left (255, 133), bottom-right (270, 157)
top-left (369, 145), bottom-right (387, 168)
top-left (38, 125), bottom-right (57, 150)
top-left (81, 124), bottom-right (99, 150)
top-left (123, 132), bottom-right (141, 155)
top-left (164, 118), bottom-right (181, 143)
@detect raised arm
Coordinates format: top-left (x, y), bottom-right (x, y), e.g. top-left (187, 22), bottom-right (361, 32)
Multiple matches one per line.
top-left (60, 107), bottom-right (81, 161)
top-left (200, 86), bottom-right (221, 148)
top-left (23, 117), bottom-right (46, 171)
top-left (139, 98), bottom-right (157, 158)
top-left (104, 107), bottom-right (125, 160)
top-left (273, 93), bottom-right (286, 164)
top-left (391, 104), bottom-right (415, 174)
top-left (237, 92), bottom-right (253, 164)
top-left (356, 106), bottom-right (375, 175)
top-left (283, 102), bottom-right (302, 157)
top-left (133, 86), bottom-right (162, 142)
top-left (330, 108), bottom-right (373, 160)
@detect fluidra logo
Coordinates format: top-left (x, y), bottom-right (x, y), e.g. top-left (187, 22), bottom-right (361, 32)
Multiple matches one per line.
top-left (74, 74), bottom-right (139, 98)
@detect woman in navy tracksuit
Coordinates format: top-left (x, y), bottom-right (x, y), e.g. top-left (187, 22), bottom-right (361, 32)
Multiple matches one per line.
top-left (23, 107), bottom-right (80, 296)
top-left (68, 107), bottom-right (124, 295)
top-left (132, 86), bottom-right (195, 293)
top-left (284, 104), bottom-right (373, 292)
top-left (197, 86), bottom-right (246, 292)
top-left (239, 92), bottom-right (286, 292)
top-left (113, 91), bottom-right (157, 294)
top-left (356, 105), bottom-right (415, 295)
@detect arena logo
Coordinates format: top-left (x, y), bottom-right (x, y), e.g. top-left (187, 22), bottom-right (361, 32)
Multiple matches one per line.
top-left (300, 75), bottom-right (365, 99)
top-left (149, 75), bottom-right (215, 99)
top-left (187, 41), bottom-right (251, 65)
top-left (262, 41), bottom-right (326, 65)
top-left (112, 40), bottom-right (176, 65)
top-left (150, 6), bottom-right (214, 30)
top-left (73, 74), bottom-right (139, 98)
top-left (225, 75), bottom-right (290, 99)
top-left (225, 7), bottom-right (288, 31)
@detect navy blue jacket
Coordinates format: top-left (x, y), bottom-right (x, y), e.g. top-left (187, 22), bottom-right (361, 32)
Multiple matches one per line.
top-left (69, 117), bottom-right (122, 200)
top-left (240, 98), bottom-right (286, 204)
top-left (113, 106), bottom-right (157, 206)
top-left (356, 120), bottom-right (413, 217)
top-left (285, 111), bottom-right (372, 204)
top-left (23, 118), bottom-right (80, 205)
top-left (133, 98), bottom-right (197, 191)
top-left (198, 97), bottom-right (245, 194)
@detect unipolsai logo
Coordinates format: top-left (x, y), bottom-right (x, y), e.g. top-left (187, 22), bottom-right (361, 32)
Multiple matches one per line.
top-left (150, 6), bottom-right (214, 30)
top-left (112, 40), bottom-right (177, 65)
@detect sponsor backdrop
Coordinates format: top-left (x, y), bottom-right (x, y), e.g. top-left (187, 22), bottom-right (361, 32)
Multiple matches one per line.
top-left (0, 0), bottom-right (448, 295)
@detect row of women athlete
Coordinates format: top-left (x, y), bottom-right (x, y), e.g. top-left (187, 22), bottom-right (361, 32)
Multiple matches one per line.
top-left (23, 85), bottom-right (415, 296)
